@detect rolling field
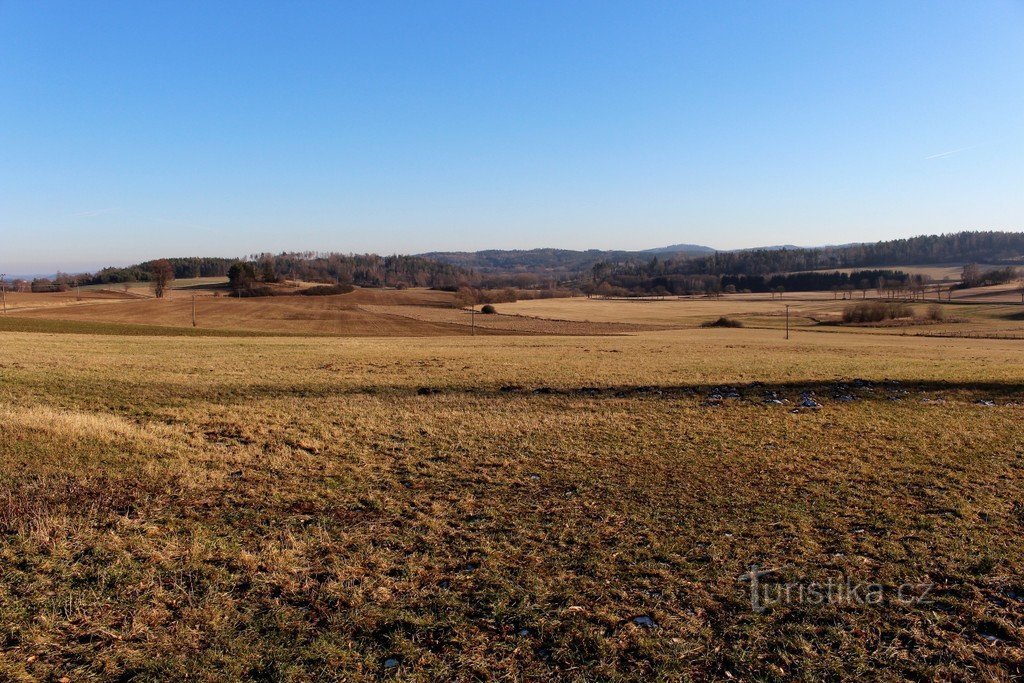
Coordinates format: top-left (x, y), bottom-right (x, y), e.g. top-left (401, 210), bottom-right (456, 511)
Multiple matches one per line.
top-left (1, 297), bottom-right (1023, 680)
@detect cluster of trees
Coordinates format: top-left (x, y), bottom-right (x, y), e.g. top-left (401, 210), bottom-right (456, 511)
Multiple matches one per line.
top-left (225, 261), bottom-right (355, 297)
top-left (61, 253), bottom-right (471, 296)
top-left (91, 257), bottom-right (235, 284)
top-left (959, 264), bottom-right (1018, 289)
top-left (720, 270), bottom-right (912, 296)
top-left (841, 301), bottom-right (914, 323)
top-left (235, 252), bottom-right (467, 289)
top-left (577, 269), bottom-right (924, 298)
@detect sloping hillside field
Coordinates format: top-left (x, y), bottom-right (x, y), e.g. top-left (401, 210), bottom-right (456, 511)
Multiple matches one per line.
top-left (0, 297), bottom-right (1023, 680)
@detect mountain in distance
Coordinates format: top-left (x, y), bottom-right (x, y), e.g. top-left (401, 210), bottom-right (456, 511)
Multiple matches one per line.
top-left (640, 243), bottom-right (716, 255)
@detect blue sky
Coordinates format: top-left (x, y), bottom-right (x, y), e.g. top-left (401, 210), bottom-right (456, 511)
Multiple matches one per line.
top-left (1, 1), bottom-right (1022, 273)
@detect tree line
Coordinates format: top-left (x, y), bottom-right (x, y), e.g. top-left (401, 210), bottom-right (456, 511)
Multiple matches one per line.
top-left (37, 253), bottom-right (470, 294)
top-left (586, 231), bottom-right (1024, 295)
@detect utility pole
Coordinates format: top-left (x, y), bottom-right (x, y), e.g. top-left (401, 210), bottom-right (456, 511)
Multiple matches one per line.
top-left (471, 306), bottom-right (476, 336)
top-left (1, 274), bottom-right (6, 315)
top-left (192, 294), bottom-right (197, 327)
top-left (785, 305), bottom-right (790, 340)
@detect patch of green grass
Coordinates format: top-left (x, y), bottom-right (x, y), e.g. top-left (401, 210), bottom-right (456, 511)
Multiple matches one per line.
top-left (0, 316), bottom-right (305, 337)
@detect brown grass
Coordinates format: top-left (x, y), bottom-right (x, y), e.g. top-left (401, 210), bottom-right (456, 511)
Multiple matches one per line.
top-left (1, 300), bottom-right (1023, 680)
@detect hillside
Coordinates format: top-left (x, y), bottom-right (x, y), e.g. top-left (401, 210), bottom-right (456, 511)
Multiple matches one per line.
top-left (420, 246), bottom-right (715, 275)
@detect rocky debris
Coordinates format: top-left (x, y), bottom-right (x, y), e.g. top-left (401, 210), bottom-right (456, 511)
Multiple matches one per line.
top-left (799, 392), bottom-right (822, 409)
top-left (383, 657), bottom-right (401, 671)
top-left (631, 615), bottom-right (657, 628)
top-left (709, 385), bottom-right (742, 399)
top-left (977, 399), bottom-right (996, 407)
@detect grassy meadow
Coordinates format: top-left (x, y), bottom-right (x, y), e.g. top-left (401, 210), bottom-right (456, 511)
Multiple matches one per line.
top-left (1, 293), bottom-right (1023, 681)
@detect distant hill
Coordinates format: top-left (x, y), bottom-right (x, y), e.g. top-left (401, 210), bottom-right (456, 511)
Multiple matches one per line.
top-left (591, 230), bottom-right (1024, 295)
top-left (421, 245), bottom-right (715, 274)
top-left (641, 243), bottom-right (716, 255)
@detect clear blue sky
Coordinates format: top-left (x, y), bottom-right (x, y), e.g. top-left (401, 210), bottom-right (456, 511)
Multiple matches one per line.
top-left (1, 1), bottom-right (1022, 273)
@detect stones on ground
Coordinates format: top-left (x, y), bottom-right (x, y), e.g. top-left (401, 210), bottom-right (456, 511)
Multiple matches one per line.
top-left (383, 657), bottom-right (401, 671)
top-left (976, 623), bottom-right (1010, 644)
top-left (977, 399), bottom-right (996, 407)
top-left (631, 615), bottom-right (657, 628)
top-left (517, 628), bottom-right (532, 637)
top-left (799, 396), bottom-right (822, 409)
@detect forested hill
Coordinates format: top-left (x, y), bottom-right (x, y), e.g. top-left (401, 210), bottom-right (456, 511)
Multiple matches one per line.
top-left (55, 230), bottom-right (1024, 291)
top-left (420, 246), bottom-right (714, 275)
top-left (599, 231), bottom-right (1024, 279)
top-left (425, 231), bottom-right (1024, 279)
top-left (88, 253), bottom-right (469, 289)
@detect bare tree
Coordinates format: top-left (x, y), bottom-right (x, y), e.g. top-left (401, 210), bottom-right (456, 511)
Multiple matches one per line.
top-left (961, 263), bottom-right (981, 289)
top-left (150, 259), bottom-right (175, 299)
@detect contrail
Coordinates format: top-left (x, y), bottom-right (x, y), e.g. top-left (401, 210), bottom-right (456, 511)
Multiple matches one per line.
top-left (71, 207), bottom-right (119, 217)
top-left (924, 144), bottom-right (978, 160)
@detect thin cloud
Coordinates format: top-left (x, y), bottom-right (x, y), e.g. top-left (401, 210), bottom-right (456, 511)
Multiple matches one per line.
top-left (71, 207), bottom-right (119, 217)
top-left (924, 144), bottom-right (979, 160)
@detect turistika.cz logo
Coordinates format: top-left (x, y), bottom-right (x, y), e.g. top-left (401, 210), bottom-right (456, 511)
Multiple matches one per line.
top-left (738, 565), bottom-right (933, 613)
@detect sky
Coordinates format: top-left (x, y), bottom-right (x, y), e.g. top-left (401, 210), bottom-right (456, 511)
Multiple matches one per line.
top-left (1, 1), bottom-right (1023, 274)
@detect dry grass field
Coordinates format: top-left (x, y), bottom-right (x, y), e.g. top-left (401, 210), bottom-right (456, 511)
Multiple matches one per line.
top-left (1, 295), bottom-right (1024, 681)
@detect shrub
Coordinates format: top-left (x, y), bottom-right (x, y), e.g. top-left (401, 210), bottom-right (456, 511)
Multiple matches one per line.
top-left (236, 285), bottom-right (278, 298)
top-left (301, 284), bottom-right (355, 296)
top-left (700, 316), bottom-right (743, 328)
top-left (926, 304), bottom-right (945, 321)
top-left (480, 304), bottom-right (497, 314)
top-left (842, 301), bottom-right (913, 323)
